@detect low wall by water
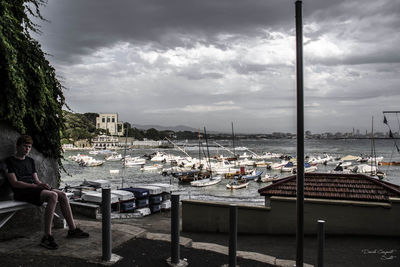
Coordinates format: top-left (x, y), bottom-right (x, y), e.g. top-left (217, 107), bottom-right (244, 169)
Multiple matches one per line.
top-left (181, 197), bottom-right (400, 236)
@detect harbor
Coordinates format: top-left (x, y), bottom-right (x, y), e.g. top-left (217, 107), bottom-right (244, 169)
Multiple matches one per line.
top-left (60, 138), bottom-right (400, 220)
top-left (2, 0), bottom-right (400, 265)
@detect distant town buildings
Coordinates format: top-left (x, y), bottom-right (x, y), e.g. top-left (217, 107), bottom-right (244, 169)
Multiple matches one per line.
top-left (90, 135), bottom-right (170, 149)
top-left (96, 113), bottom-right (124, 136)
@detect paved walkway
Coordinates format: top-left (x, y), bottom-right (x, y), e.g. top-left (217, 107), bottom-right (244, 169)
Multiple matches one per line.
top-left (0, 219), bottom-right (305, 267)
top-left (1, 214), bottom-right (399, 266)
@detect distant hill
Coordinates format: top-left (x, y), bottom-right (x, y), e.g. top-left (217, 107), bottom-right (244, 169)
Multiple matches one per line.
top-left (132, 124), bottom-right (199, 132)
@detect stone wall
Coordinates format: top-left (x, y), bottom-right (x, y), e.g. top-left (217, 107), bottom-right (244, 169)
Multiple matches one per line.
top-left (182, 197), bottom-right (400, 236)
top-left (0, 121), bottom-right (60, 239)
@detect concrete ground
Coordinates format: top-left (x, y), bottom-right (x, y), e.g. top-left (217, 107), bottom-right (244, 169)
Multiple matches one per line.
top-left (0, 211), bottom-right (399, 267)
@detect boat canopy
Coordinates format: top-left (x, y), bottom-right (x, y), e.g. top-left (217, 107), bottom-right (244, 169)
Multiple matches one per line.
top-left (284, 162), bottom-right (294, 167)
top-left (340, 155), bottom-right (361, 161)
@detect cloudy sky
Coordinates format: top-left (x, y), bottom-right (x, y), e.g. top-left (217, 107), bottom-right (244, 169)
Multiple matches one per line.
top-left (31, 0), bottom-right (400, 134)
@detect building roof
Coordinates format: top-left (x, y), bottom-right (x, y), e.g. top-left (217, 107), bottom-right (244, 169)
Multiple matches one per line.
top-left (258, 173), bottom-right (400, 203)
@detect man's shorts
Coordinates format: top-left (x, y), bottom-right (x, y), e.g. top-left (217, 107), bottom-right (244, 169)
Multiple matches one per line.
top-left (12, 187), bottom-right (45, 206)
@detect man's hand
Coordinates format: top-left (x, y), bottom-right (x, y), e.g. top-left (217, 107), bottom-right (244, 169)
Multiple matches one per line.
top-left (37, 183), bottom-right (52, 190)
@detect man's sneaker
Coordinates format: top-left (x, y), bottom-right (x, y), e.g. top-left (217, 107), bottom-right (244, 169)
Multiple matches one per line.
top-left (40, 235), bottom-right (58, 250)
top-left (67, 227), bottom-right (89, 238)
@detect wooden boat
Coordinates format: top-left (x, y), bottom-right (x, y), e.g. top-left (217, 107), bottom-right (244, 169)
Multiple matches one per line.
top-left (190, 176), bottom-right (222, 187)
top-left (379, 161), bottom-right (400, 166)
top-left (226, 179), bottom-right (249, 190)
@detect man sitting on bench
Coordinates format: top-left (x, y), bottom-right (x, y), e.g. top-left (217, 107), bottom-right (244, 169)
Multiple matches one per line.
top-left (5, 135), bottom-right (89, 249)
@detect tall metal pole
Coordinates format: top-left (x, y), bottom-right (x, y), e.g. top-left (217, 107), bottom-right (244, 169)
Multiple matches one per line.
top-left (295, 1), bottom-right (305, 266)
top-left (102, 188), bottom-right (112, 261)
top-left (171, 194), bottom-right (180, 264)
top-left (317, 220), bottom-right (325, 267)
top-left (229, 205), bottom-right (238, 267)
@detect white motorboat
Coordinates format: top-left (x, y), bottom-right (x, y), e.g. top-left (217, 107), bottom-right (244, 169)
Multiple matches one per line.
top-left (190, 176), bottom-right (222, 187)
top-left (124, 157), bottom-right (146, 167)
top-left (105, 154), bottom-right (123, 161)
top-left (226, 179), bottom-right (249, 190)
top-left (352, 164), bottom-right (377, 174)
top-left (270, 160), bottom-right (288, 171)
top-left (140, 164), bottom-right (163, 171)
top-left (80, 157), bottom-right (104, 167)
top-left (237, 158), bottom-right (256, 167)
top-left (257, 174), bottom-right (279, 183)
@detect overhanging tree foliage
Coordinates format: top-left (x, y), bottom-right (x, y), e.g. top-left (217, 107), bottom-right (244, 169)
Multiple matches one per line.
top-left (0, 0), bottom-right (65, 159)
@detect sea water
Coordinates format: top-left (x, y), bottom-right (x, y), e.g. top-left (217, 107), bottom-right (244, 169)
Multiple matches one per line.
top-left (61, 138), bottom-right (400, 205)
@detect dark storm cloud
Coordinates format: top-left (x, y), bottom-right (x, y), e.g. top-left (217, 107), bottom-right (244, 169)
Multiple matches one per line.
top-left (31, 0), bottom-right (400, 133)
top-left (36, 0), bottom-right (354, 63)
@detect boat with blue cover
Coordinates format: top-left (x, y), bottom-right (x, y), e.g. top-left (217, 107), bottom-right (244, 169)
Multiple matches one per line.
top-left (241, 170), bottom-right (263, 180)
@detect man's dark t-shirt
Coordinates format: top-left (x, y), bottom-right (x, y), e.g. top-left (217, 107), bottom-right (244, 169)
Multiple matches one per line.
top-left (6, 156), bottom-right (36, 184)
top-left (5, 156), bottom-right (43, 206)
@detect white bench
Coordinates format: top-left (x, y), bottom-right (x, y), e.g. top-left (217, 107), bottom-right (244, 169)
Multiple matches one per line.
top-left (0, 200), bottom-right (64, 230)
top-left (0, 200), bottom-right (32, 229)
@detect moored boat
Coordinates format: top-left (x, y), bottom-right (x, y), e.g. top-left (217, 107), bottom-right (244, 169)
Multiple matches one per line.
top-left (241, 170), bottom-right (263, 181)
top-left (257, 174), bottom-right (280, 183)
top-left (226, 179), bottom-right (249, 190)
top-left (379, 161), bottom-right (400, 166)
top-left (190, 176), bottom-right (223, 187)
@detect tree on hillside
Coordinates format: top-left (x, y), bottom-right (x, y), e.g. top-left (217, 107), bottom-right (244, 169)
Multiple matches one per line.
top-left (0, 0), bottom-right (64, 159)
top-left (83, 112), bottom-right (99, 128)
top-left (62, 111), bottom-right (98, 143)
top-left (146, 128), bottom-right (160, 140)
top-left (130, 127), bottom-right (145, 140)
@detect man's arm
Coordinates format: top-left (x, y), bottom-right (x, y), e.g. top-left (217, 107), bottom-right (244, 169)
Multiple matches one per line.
top-left (7, 172), bottom-right (39, 189)
top-left (7, 172), bottom-right (51, 190)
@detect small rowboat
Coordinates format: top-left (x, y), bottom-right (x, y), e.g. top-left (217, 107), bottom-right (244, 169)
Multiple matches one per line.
top-left (190, 176), bottom-right (222, 187)
top-left (226, 179), bottom-right (249, 190)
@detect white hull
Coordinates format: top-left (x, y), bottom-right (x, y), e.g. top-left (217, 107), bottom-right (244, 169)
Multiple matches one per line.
top-left (226, 181), bottom-right (249, 189)
top-left (191, 176), bottom-right (222, 187)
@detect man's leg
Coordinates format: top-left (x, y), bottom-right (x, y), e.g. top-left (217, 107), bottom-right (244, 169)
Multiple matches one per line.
top-left (52, 189), bottom-right (76, 230)
top-left (51, 189), bottom-right (89, 238)
top-left (40, 190), bottom-right (58, 236)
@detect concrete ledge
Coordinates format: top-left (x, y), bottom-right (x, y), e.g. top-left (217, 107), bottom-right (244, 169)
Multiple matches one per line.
top-left (182, 199), bottom-right (270, 211)
top-left (271, 196), bottom-right (392, 208)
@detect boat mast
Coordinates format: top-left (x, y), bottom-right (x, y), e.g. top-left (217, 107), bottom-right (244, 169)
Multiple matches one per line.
top-left (204, 127), bottom-right (212, 177)
top-left (198, 128), bottom-right (201, 162)
top-left (164, 137), bottom-right (191, 158)
top-left (121, 124), bottom-right (129, 188)
top-left (245, 147), bottom-right (259, 158)
top-left (214, 142), bottom-right (236, 156)
top-left (231, 122), bottom-right (236, 157)
top-left (370, 116), bottom-right (376, 176)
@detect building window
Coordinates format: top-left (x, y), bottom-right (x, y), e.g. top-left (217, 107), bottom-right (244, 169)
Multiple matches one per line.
top-left (112, 118), bottom-right (115, 123)
top-left (102, 118), bottom-right (105, 123)
top-left (107, 117), bottom-right (110, 122)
